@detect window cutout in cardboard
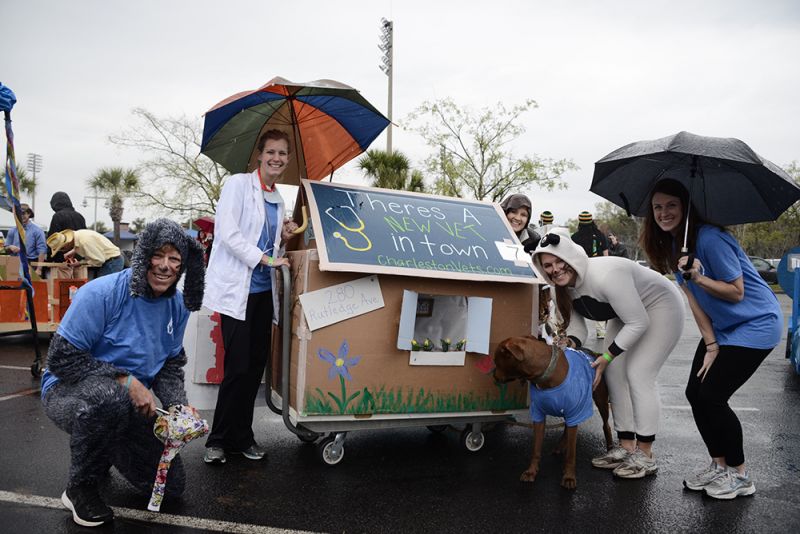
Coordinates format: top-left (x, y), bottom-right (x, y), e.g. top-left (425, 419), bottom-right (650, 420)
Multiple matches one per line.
top-left (397, 291), bottom-right (493, 366)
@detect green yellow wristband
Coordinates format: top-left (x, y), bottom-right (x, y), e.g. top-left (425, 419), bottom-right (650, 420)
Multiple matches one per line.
top-left (125, 374), bottom-right (133, 389)
top-left (602, 353), bottom-right (613, 363)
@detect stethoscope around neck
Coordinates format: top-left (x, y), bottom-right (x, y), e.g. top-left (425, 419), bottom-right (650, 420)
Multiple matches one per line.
top-left (324, 205), bottom-right (372, 252)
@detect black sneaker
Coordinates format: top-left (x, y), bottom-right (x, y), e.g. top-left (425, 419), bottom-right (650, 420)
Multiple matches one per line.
top-left (61, 484), bottom-right (114, 527)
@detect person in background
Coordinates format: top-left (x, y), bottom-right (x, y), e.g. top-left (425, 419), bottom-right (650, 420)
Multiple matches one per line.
top-left (571, 211), bottom-right (609, 337)
top-left (46, 229), bottom-right (124, 278)
top-left (607, 232), bottom-right (630, 259)
top-left (532, 227), bottom-right (684, 479)
top-left (641, 178), bottom-right (782, 500)
top-left (538, 210), bottom-right (555, 236)
top-left (4, 203), bottom-right (47, 277)
top-left (47, 192), bottom-right (87, 263)
top-left (202, 129), bottom-right (298, 464)
top-left (41, 219), bottom-right (205, 527)
top-left (500, 193), bottom-right (540, 253)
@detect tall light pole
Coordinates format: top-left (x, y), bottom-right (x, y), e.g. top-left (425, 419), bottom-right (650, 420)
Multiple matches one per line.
top-left (378, 18), bottom-right (394, 155)
top-left (82, 189), bottom-right (109, 232)
top-left (26, 153), bottom-right (42, 211)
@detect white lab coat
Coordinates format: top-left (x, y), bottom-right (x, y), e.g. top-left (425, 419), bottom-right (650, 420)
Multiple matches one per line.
top-left (203, 170), bottom-right (285, 321)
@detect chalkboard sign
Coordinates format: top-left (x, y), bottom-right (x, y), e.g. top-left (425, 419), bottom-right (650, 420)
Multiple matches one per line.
top-left (303, 180), bottom-right (538, 284)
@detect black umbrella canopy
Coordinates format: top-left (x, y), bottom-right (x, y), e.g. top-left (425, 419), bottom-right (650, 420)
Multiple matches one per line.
top-left (591, 131), bottom-right (799, 226)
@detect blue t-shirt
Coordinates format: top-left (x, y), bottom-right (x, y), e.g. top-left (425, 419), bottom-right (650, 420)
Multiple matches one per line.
top-left (40, 269), bottom-right (189, 397)
top-left (6, 221), bottom-right (47, 260)
top-left (529, 348), bottom-right (595, 427)
top-left (675, 225), bottom-right (782, 349)
top-left (249, 199), bottom-right (278, 293)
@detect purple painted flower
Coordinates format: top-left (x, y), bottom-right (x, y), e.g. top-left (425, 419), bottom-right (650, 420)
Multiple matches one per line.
top-left (318, 339), bottom-right (361, 381)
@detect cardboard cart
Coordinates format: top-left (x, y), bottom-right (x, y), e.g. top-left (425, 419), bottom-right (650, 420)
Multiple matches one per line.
top-left (267, 181), bottom-right (541, 465)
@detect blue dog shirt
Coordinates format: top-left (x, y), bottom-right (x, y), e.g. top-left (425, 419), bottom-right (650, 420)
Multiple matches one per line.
top-left (529, 347), bottom-right (595, 427)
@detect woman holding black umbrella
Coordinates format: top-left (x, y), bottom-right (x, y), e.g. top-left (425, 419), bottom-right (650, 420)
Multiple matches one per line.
top-left (641, 178), bottom-right (783, 500)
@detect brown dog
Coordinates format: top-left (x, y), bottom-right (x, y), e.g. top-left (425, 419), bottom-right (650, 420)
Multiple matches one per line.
top-left (493, 335), bottom-right (613, 489)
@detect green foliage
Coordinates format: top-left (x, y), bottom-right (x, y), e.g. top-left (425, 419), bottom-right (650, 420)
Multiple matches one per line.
top-left (403, 98), bottom-right (576, 201)
top-left (1, 167), bottom-right (36, 202)
top-left (304, 383), bottom-right (527, 415)
top-left (110, 108), bottom-right (229, 217)
top-left (357, 149), bottom-right (426, 192)
top-left (88, 167), bottom-right (139, 244)
top-left (129, 217), bottom-right (147, 234)
top-left (733, 161), bottom-right (800, 258)
top-left (93, 221), bottom-right (110, 234)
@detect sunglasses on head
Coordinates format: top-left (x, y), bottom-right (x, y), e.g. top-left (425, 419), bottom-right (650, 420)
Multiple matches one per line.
top-left (539, 233), bottom-right (561, 247)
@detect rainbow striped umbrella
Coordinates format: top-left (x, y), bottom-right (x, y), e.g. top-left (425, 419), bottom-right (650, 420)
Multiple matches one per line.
top-left (201, 77), bottom-right (389, 185)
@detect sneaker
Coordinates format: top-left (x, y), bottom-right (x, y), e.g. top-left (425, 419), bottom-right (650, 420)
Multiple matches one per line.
top-left (231, 444), bottom-right (267, 461)
top-left (204, 446), bottom-right (226, 464)
top-left (61, 484), bottom-right (114, 527)
top-left (592, 446), bottom-right (630, 469)
top-left (704, 468), bottom-right (756, 500)
top-left (613, 449), bottom-right (658, 479)
top-left (684, 461), bottom-right (725, 491)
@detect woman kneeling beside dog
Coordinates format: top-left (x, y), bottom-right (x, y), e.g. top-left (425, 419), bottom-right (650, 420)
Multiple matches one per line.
top-left (531, 227), bottom-right (684, 479)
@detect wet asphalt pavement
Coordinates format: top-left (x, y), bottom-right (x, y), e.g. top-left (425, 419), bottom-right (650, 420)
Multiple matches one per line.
top-left (1, 294), bottom-right (799, 534)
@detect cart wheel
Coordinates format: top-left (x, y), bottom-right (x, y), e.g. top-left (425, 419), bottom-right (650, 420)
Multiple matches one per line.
top-left (461, 428), bottom-right (485, 452)
top-left (426, 425), bottom-right (448, 433)
top-left (318, 435), bottom-right (345, 466)
top-left (30, 362), bottom-right (42, 378)
top-left (297, 433), bottom-right (319, 443)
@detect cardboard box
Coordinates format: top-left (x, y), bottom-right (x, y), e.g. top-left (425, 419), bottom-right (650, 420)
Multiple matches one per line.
top-left (0, 255), bottom-right (21, 281)
top-left (281, 249), bottom-right (536, 418)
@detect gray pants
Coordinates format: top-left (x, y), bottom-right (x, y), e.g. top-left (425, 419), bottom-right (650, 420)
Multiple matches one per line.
top-left (42, 375), bottom-right (185, 497)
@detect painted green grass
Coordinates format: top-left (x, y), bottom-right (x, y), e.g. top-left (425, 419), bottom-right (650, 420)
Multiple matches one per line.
top-left (303, 383), bottom-right (526, 415)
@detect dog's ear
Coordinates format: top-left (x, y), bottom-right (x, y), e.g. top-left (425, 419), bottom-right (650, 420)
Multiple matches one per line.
top-left (505, 338), bottom-right (529, 362)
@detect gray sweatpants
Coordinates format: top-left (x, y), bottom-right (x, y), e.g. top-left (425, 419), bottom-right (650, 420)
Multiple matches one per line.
top-left (42, 375), bottom-right (185, 497)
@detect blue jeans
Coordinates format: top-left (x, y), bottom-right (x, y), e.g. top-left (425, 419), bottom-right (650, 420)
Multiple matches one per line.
top-left (96, 255), bottom-right (124, 277)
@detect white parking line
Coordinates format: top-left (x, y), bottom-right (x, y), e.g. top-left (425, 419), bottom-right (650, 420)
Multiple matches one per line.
top-left (0, 388), bottom-right (38, 402)
top-left (0, 490), bottom-right (319, 533)
top-left (662, 405), bottom-right (759, 412)
top-left (0, 365), bottom-right (32, 371)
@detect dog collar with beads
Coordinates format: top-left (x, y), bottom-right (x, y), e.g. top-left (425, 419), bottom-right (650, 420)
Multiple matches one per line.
top-left (530, 344), bottom-right (560, 385)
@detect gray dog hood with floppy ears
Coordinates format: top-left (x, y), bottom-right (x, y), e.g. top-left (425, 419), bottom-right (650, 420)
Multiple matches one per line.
top-left (129, 218), bottom-right (205, 311)
top-left (531, 227), bottom-right (589, 288)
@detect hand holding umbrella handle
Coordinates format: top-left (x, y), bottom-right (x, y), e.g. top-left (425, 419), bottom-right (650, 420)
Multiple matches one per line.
top-left (679, 252), bottom-right (695, 281)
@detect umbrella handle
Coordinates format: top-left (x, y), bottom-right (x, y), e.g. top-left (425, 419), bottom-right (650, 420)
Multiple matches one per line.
top-left (292, 205), bottom-right (308, 235)
top-left (680, 252), bottom-right (694, 281)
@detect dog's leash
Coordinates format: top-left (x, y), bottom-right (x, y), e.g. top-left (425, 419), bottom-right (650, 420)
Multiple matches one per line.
top-left (530, 344), bottom-right (560, 385)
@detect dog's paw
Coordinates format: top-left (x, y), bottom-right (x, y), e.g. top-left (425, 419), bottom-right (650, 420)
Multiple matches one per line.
top-left (560, 475), bottom-right (577, 490)
top-left (520, 467), bottom-right (539, 483)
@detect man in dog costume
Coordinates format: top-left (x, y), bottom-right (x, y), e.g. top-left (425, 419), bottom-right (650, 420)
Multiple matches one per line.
top-left (41, 218), bottom-right (205, 527)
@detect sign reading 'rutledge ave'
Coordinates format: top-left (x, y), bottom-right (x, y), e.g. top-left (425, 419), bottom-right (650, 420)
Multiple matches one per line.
top-left (303, 180), bottom-right (538, 284)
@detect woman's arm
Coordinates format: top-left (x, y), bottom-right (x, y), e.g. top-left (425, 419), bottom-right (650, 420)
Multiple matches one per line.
top-left (677, 255), bottom-right (744, 303)
top-left (680, 284), bottom-right (720, 381)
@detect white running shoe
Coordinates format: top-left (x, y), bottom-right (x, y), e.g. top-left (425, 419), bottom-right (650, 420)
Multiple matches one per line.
top-left (704, 468), bottom-right (756, 500)
top-left (613, 449), bottom-right (658, 479)
top-left (683, 461), bottom-right (725, 491)
top-left (591, 446), bottom-right (630, 469)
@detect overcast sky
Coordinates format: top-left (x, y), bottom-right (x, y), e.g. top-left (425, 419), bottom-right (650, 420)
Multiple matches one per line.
top-left (2, 0), bottom-right (798, 231)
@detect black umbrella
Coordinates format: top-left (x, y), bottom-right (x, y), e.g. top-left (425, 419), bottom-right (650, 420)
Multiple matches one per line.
top-left (591, 131), bottom-right (800, 227)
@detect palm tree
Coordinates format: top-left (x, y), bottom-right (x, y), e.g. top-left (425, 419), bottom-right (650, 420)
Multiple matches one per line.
top-left (358, 149), bottom-right (425, 192)
top-left (88, 167), bottom-right (140, 244)
top-left (1, 167), bottom-right (37, 204)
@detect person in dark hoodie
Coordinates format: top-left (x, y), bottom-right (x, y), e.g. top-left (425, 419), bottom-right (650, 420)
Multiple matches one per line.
top-left (40, 218), bottom-right (205, 527)
top-left (48, 192), bottom-right (87, 262)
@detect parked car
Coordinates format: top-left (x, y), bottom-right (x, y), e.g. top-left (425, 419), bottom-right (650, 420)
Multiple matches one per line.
top-left (748, 256), bottom-right (778, 284)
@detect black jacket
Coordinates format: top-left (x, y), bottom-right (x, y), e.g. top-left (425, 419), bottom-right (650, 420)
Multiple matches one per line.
top-left (47, 192), bottom-right (87, 261)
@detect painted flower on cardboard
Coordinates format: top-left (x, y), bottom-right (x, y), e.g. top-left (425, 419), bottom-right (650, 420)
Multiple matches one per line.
top-left (318, 339), bottom-right (361, 381)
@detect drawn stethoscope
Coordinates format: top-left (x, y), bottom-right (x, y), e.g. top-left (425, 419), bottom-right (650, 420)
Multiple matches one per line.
top-left (324, 205), bottom-right (372, 252)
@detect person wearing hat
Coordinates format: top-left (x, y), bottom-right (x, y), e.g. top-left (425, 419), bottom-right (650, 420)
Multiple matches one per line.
top-left (532, 227), bottom-right (683, 480)
top-left (4, 203), bottom-right (47, 276)
top-left (47, 228), bottom-right (124, 278)
top-left (41, 218), bottom-right (205, 527)
top-left (500, 193), bottom-right (540, 253)
top-left (538, 210), bottom-right (555, 236)
top-left (571, 211), bottom-right (610, 338)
